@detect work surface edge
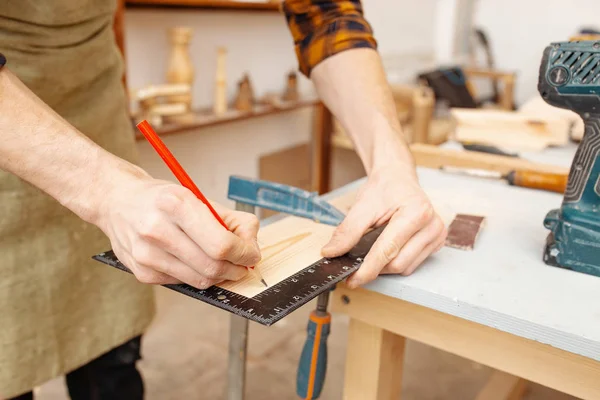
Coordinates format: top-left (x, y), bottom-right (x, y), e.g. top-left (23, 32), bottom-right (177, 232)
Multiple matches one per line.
top-left (255, 168), bottom-right (600, 362)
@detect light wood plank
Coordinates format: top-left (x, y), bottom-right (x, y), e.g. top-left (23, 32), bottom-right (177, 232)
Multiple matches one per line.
top-left (475, 371), bottom-right (528, 400)
top-left (410, 143), bottom-right (569, 175)
top-left (344, 319), bottom-right (405, 400)
top-left (450, 108), bottom-right (570, 152)
top-left (331, 285), bottom-right (600, 400)
top-left (217, 188), bottom-right (358, 297)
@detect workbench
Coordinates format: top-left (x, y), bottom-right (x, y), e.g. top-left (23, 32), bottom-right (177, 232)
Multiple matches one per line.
top-left (308, 163), bottom-right (600, 399)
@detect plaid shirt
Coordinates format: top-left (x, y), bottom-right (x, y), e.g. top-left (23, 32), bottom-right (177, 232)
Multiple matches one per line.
top-left (281, 0), bottom-right (378, 76)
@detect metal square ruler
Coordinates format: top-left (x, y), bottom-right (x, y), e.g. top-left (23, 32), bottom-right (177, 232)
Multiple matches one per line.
top-left (93, 225), bottom-right (382, 326)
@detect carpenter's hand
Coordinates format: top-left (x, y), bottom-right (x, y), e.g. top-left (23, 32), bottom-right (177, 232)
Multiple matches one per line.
top-left (96, 170), bottom-right (261, 289)
top-left (321, 163), bottom-right (446, 288)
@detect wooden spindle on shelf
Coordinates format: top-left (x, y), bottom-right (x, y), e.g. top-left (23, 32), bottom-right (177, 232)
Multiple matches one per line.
top-left (166, 26), bottom-right (194, 108)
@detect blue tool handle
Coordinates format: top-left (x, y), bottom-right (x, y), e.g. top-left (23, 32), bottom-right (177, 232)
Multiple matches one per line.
top-left (227, 175), bottom-right (345, 226)
top-left (296, 310), bottom-right (331, 399)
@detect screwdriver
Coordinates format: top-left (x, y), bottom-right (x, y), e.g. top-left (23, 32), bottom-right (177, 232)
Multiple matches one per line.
top-left (440, 165), bottom-right (568, 193)
top-left (296, 292), bottom-right (331, 400)
top-left (136, 120), bottom-right (267, 287)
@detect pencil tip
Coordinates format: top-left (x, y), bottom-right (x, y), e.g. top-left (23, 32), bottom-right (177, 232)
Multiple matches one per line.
top-left (261, 279), bottom-right (268, 287)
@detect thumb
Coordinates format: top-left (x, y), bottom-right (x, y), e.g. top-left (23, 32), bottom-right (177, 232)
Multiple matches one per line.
top-left (322, 202), bottom-right (373, 258)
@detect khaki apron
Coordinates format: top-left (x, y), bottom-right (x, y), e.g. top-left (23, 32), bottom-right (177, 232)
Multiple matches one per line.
top-left (0, 1), bottom-right (155, 397)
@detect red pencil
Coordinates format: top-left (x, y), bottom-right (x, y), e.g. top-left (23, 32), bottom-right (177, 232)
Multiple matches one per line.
top-left (136, 120), bottom-right (267, 287)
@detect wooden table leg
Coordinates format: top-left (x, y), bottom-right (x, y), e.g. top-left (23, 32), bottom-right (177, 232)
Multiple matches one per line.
top-left (475, 371), bottom-right (528, 400)
top-left (343, 318), bottom-right (406, 400)
top-left (310, 102), bottom-right (333, 194)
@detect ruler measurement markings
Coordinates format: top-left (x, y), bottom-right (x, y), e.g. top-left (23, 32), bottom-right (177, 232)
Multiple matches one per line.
top-left (92, 225), bottom-right (383, 325)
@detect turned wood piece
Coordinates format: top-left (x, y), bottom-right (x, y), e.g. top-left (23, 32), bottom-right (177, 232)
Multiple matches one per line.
top-left (137, 83), bottom-right (191, 113)
top-left (166, 26), bottom-right (194, 108)
top-left (411, 86), bottom-right (435, 144)
top-left (234, 73), bottom-right (255, 112)
top-left (213, 47), bottom-right (227, 116)
top-left (282, 71), bottom-right (298, 102)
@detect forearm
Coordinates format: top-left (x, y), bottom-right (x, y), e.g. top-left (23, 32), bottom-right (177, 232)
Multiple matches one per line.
top-left (310, 48), bottom-right (416, 176)
top-left (0, 67), bottom-right (146, 224)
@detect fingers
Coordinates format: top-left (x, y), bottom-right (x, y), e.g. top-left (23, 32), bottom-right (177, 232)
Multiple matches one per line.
top-left (401, 232), bottom-right (447, 276)
top-left (130, 241), bottom-right (247, 288)
top-left (139, 216), bottom-right (249, 280)
top-left (346, 203), bottom-right (433, 288)
top-left (155, 189), bottom-right (261, 267)
top-left (379, 216), bottom-right (446, 276)
top-left (321, 200), bottom-right (375, 258)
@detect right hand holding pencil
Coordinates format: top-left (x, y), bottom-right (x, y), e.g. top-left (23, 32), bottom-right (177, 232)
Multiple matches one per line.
top-left (95, 169), bottom-right (261, 289)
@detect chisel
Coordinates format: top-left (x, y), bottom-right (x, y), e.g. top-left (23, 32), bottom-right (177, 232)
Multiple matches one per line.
top-left (440, 165), bottom-right (568, 193)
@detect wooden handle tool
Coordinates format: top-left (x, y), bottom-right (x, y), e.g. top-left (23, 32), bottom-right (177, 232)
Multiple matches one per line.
top-left (440, 166), bottom-right (568, 193)
top-left (505, 170), bottom-right (568, 193)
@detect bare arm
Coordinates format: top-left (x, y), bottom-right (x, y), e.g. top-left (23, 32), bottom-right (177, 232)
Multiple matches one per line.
top-left (282, 0), bottom-right (447, 287)
top-left (310, 48), bottom-right (415, 176)
top-left (0, 64), bottom-right (260, 288)
top-left (0, 67), bottom-right (126, 223)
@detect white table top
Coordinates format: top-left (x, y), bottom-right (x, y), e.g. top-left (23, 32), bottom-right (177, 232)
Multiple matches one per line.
top-left (328, 166), bottom-right (600, 362)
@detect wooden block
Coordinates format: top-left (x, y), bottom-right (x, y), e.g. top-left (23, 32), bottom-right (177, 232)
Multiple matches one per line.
top-left (450, 108), bottom-right (570, 152)
top-left (445, 214), bottom-right (486, 250)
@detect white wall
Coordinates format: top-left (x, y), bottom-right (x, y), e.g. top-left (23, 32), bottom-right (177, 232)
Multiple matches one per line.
top-left (474, 0), bottom-right (600, 106)
top-left (123, 2), bottom-right (437, 206)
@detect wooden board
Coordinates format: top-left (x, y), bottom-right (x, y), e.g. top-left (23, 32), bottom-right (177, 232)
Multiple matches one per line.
top-left (217, 189), bottom-right (358, 297)
top-left (519, 95), bottom-right (584, 142)
top-left (410, 143), bottom-right (570, 175)
top-left (450, 108), bottom-right (570, 152)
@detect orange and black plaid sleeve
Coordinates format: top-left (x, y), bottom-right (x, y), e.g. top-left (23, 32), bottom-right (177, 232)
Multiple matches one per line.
top-left (281, 0), bottom-right (378, 77)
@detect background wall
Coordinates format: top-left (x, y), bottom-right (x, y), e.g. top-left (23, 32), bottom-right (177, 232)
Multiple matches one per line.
top-left (474, 0), bottom-right (600, 106)
top-left (124, 1), bottom-right (437, 206)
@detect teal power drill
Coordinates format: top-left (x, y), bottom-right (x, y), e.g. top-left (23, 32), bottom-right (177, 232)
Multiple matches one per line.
top-left (538, 40), bottom-right (600, 277)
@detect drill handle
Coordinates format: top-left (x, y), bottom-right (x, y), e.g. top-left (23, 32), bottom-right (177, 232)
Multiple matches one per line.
top-left (563, 114), bottom-right (600, 204)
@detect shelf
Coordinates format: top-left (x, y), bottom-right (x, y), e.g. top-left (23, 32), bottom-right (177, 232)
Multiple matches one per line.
top-left (125, 0), bottom-right (281, 12)
top-left (134, 98), bottom-right (318, 139)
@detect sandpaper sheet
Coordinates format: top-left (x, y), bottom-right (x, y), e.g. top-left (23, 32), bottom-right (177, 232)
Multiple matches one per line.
top-left (445, 214), bottom-right (486, 250)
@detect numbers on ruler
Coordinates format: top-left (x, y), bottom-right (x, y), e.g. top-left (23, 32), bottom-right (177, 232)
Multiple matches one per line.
top-left (342, 266), bottom-right (349, 270)
top-left (311, 285), bottom-right (318, 290)
top-left (291, 278), bottom-right (298, 283)
top-left (293, 295), bottom-right (301, 301)
top-left (273, 289), bottom-right (280, 293)
top-left (328, 275), bottom-right (334, 279)
top-left (308, 269), bottom-right (315, 273)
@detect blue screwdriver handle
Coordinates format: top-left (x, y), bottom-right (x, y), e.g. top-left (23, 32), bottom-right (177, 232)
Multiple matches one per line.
top-left (296, 306), bottom-right (331, 399)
